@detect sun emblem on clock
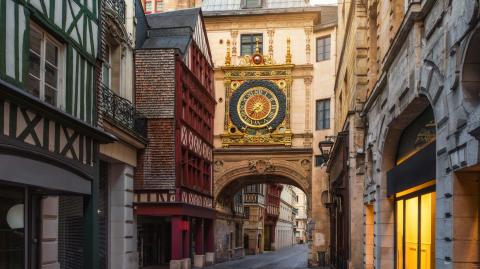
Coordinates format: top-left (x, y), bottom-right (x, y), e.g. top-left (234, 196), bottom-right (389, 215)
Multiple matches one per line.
top-left (230, 80), bottom-right (286, 132)
top-left (237, 87), bottom-right (279, 128)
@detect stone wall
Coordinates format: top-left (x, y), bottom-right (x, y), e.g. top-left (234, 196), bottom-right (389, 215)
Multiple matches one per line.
top-left (360, 1), bottom-right (480, 269)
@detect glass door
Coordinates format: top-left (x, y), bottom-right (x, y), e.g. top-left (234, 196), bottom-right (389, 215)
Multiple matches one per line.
top-left (396, 191), bottom-right (435, 269)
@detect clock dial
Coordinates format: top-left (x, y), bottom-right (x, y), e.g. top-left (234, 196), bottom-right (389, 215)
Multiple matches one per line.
top-left (229, 80), bottom-right (286, 132)
top-left (237, 87), bottom-right (279, 128)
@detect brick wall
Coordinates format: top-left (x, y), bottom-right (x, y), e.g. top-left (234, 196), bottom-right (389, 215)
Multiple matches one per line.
top-left (134, 119), bottom-right (176, 190)
top-left (134, 49), bottom-right (177, 190)
top-left (134, 49), bottom-right (176, 118)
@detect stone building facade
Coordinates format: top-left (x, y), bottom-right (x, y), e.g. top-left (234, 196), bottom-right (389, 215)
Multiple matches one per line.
top-left (97, 1), bottom-right (147, 268)
top-left (275, 185), bottom-right (296, 250)
top-left (328, 1), bottom-right (480, 269)
top-left (293, 186), bottom-right (308, 244)
top-left (202, 1), bottom-right (337, 263)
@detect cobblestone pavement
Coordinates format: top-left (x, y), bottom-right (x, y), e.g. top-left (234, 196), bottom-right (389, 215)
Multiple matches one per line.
top-left (205, 244), bottom-right (310, 269)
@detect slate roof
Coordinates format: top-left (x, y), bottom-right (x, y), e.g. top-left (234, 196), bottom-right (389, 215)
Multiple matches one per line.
top-left (146, 8), bottom-right (201, 29)
top-left (136, 8), bottom-right (201, 54)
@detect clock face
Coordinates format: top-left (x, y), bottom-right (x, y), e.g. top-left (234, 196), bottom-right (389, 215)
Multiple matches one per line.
top-left (229, 80), bottom-right (286, 132)
top-left (237, 87), bottom-right (279, 128)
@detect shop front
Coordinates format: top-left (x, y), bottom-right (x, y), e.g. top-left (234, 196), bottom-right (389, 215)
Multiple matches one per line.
top-left (387, 107), bottom-right (436, 269)
top-left (135, 190), bottom-right (216, 268)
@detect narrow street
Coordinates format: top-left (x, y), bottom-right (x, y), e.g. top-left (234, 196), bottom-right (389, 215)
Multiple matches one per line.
top-left (205, 244), bottom-right (309, 269)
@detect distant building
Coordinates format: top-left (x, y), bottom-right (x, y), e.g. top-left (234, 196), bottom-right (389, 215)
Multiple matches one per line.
top-left (293, 186), bottom-right (308, 243)
top-left (133, 7), bottom-right (216, 269)
top-left (275, 185), bottom-right (296, 250)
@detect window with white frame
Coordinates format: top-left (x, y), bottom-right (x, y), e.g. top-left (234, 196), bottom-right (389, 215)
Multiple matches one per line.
top-left (28, 23), bottom-right (64, 107)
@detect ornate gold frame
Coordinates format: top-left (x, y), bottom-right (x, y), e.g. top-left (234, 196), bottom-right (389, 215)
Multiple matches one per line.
top-left (221, 63), bottom-right (294, 147)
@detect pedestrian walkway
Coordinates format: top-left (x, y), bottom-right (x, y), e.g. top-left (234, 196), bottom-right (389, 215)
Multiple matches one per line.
top-left (204, 244), bottom-right (310, 269)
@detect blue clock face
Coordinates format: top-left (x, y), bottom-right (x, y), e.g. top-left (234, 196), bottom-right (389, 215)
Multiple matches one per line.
top-left (230, 80), bottom-right (286, 132)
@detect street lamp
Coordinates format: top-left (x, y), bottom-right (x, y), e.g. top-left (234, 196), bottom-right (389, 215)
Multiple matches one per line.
top-left (318, 136), bottom-right (335, 162)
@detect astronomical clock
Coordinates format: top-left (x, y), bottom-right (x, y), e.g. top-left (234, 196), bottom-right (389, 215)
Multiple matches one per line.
top-left (221, 44), bottom-right (293, 147)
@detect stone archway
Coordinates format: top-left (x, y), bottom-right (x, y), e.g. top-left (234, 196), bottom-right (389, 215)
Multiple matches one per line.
top-left (212, 147), bottom-right (313, 259)
top-left (213, 148), bottom-right (312, 207)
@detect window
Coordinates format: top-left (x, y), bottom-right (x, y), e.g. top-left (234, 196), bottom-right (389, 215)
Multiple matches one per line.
top-left (240, 34), bottom-right (263, 55)
top-left (316, 35), bottom-right (331, 62)
top-left (28, 24), bottom-right (63, 107)
top-left (314, 155), bottom-right (324, 167)
top-left (155, 0), bottom-right (164, 12)
top-left (145, 1), bottom-right (152, 12)
top-left (102, 45), bottom-right (111, 87)
top-left (242, 0), bottom-right (262, 8)
top-left (316, 99), bottom-right (330, 130)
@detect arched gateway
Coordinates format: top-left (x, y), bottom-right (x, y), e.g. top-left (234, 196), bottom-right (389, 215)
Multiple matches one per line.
top-left (213, 148), bottom-right (312, 258)
top-left (208, 36), bottom-right (327, 262)
top-left (214, 148), bottom-right (312, 205)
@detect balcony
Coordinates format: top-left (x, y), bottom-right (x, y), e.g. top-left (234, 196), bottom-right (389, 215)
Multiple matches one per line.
top-left (100, 84), bottom-right (147, 138)
top-left (106, 0), bottom-right (126, 24)
top-left (266, 204), bottom-right (279, 216)
top-left (233, 203), bottom-right (245, 217)
top-left (243, 193), bottom-right (265, 205)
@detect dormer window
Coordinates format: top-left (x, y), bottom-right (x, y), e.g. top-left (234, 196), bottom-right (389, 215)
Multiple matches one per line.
top-left (242, 0), bottom-right (263, 9)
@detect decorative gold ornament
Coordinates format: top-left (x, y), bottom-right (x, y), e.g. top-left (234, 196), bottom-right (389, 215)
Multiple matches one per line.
top-left (277, 80), bottom-right (287, 89)
top-left (225, 39), bottom-right (231, 66)
top-left (286, 38), bottom-right (292, 64)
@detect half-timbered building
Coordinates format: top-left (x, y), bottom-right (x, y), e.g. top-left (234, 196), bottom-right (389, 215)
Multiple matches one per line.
top-left (133, 7), bottom-right (216, 269)
top-left (0, 0), bottom-right (114, 268)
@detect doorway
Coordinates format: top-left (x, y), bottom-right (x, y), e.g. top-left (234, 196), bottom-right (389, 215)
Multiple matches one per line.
top-left (396, 190), bottom-right (435, 269)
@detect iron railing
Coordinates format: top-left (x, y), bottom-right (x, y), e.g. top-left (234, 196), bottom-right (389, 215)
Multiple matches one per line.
top-left (106, 0), bottom-right (126, 24)
top-left (100, 83), bottom-right (147, 138)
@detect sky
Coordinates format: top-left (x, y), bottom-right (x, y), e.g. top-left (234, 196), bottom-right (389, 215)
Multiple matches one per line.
top-left (311, 0), bottom-right (338, 5)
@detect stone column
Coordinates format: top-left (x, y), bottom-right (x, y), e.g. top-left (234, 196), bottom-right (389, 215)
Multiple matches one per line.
top-left (304, 27), bottom-right (313, 64)
top-left (109, 164), bottom-right (137, 269)
top-left (231, 30), bottom-right (238, 65)
top-left (267, 29), bottom-right (275, 59)
top-left (304, 77), bottom-right (313, 147)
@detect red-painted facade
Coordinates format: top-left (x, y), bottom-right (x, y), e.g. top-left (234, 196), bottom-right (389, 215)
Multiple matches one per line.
top-left (133, 9), bottom-right (215, 266)
top-left (264, 184), bottom-right (282, 251)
